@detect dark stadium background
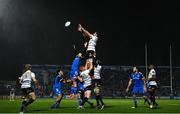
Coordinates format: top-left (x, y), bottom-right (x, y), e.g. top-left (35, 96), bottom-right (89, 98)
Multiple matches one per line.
top-left (0, 0), bottom-right (180, 80)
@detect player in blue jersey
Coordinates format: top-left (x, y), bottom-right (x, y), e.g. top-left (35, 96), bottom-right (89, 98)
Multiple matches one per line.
top-left (126, 66), bottom-right (147, 108)
top-left (69, 53), bottom-right (82, 99)
top-left (51, 70), bottom-right (65, 109)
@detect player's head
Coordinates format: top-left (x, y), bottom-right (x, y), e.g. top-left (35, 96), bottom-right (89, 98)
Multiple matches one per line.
top-left (93, 32), bottom-right (98, 37)
top-left (95, 60), bottom-right (102, 66)
top-left (133, 66), bottom-right (138, 73)
top-left (86, 60), bottom-right (92, 69)
top-left (79, 65), bottom-right (85, 71)
top-left (93, 52), bottom-right (96, 57)
top-left (77, 52), bottom-right (82, 58)
top-left (57, 69), bottom-right (63, 76)
top-left (25, 64), bottom-right (32, 71)
top-left (149, 64), bottom-right (154, 70)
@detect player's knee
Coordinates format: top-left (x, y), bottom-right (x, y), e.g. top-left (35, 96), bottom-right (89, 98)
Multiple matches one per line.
top-left (86, 96), bottom-right (90, 99)
top-left (94, 87), bottom-right (100, 95)
top-left (32, 95), bottom-right (36, 101)
top-left (133, 95), bottom-right (136, 99)
top-left (143, 95), bottom-right (147, 99)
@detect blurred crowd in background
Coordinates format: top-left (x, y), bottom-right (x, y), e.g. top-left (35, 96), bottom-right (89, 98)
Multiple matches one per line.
top-left (0, 65), bottom-right (180, 99)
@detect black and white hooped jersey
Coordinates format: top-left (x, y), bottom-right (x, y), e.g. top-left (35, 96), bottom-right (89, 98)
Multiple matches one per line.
top-left (87, 35), bottom-right (98, 52)
top-left (19, 70), bottom-right (35, 88)
top-left (94, 65), bottom-right (102, 79)
top-left (148, 69), bottom-right (156, 80)
top-left (80, 69), bottom-right (92, 88)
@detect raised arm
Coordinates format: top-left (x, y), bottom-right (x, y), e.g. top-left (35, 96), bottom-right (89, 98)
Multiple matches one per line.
top-left (85, 60), bottom-right (93, 71)
top-left (78, 24), bottom-right (92, 39)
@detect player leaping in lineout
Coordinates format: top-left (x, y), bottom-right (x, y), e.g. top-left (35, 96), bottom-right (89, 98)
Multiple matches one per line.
top-left (69, 53), bottom-right (83, 99)
top-left (78, 24), bottom-right (98, 65)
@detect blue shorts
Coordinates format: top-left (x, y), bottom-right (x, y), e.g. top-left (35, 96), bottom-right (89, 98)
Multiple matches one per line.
top-left (70, 70), bottom-right (78, 80)
top-left (71, 87), bottom-right (78, 94)
top-left (133, 87), bottom-right (144, 95)
top-left (53, 87), bottom-right (62, 96)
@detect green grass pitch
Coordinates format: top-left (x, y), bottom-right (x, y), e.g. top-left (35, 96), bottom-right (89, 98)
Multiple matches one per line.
top-left (0, 99), bottom-right (180, 113)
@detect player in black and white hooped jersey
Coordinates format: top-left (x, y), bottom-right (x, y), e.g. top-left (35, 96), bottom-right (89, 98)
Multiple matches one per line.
top-left (147, 64), bottom-right (158, 108)
top-left (77, 24), bottom-right (98, 69)
top-left (78, 24), bottom-right (98, 59)
top-left (78, 61), bottom-right (94, 109)
top-left (19, 64), bottom-right (40, 113)
top-left (93, 60), bottom-right (105, 110)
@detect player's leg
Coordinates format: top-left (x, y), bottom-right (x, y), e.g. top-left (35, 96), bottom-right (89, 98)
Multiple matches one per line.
top-left (93, 80), bottom-right (100, 107)
top-left (20, 97), bottom-right (28, 113)
top-left (148, 87), bottom-right (158, 108)
top-left (70, 81), bottom-right (78, 99)
top-left (94, 85), bottom-right (104, 109)
top-left (142, 87), bottom-right (150, 106)
top-left (81, 90), bottom-right (93, 108)
top-left (20, 89), bottom-right (30, 112)
top-left (95, 88), bottom-right (100, 108)
top-left (9, 91), bottom-right (12, 101)
top-left (51, 94), bottom-right (63, 109)
top-left (143, 95), bottom-right (150, 106)
top-left (77, 90), bottom-right (85, 109)
top-left (143, 87), bottom-right (149, 105)
top-left (69, 72), bottom-right (78, 99)
top-left (77, 93), bottom-right (82, 107)
top-left (24, 92), bottom-right (36, 107)
top-left (132, 94), bottom-right (138, 108)
top-left (85, 90), bottom-right (94, 108)
top-left (51, 87), bottom-right (63, 109)
top-left (132, 87), bottom-right (138, 108)
top-left (12, 92), bottom-right (15, 101)
top-left (97, 80), bottom-right (104, 109)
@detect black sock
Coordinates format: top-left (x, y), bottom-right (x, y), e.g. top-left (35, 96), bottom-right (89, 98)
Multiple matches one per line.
top-left (20, 101), bottom-right (27, 112)
top-left (151, 96), bottom-right (156, 105)
top-left (57, 97), bottom-right (62, 103)
top-left (25, 98), bottom-right (34, 107)
top-left (144, 97), bottom-right (150, 105)
top-left (99, 95), bottom-right (104, 105)
top-left (22, 101), bottom-right (27, 105)
top-left (96, 96), bottom-right (100, 106)
top-left (149, 91), bottom-right (156, 105)
top-left (82, 97), bottom-right (88, 106)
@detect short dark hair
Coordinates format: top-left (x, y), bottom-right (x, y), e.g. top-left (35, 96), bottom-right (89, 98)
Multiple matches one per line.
top-left (149, 64), bottom-right (155, 69)
top-left (25, 64), bottom-right (32, 71)
top-left (95, 60), bottom-right (102, 66)
top-left (57, 69), bottom-right (61, 74)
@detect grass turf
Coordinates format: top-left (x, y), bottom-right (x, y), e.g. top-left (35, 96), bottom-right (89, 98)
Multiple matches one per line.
top-left (0, 99), bottom-right (180, 113)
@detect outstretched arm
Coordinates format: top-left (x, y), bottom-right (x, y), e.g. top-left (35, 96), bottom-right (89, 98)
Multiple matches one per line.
top-left (78, 24), bottom-right (92, 39)
top-left (126, 79), bottom-right (132, 92)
